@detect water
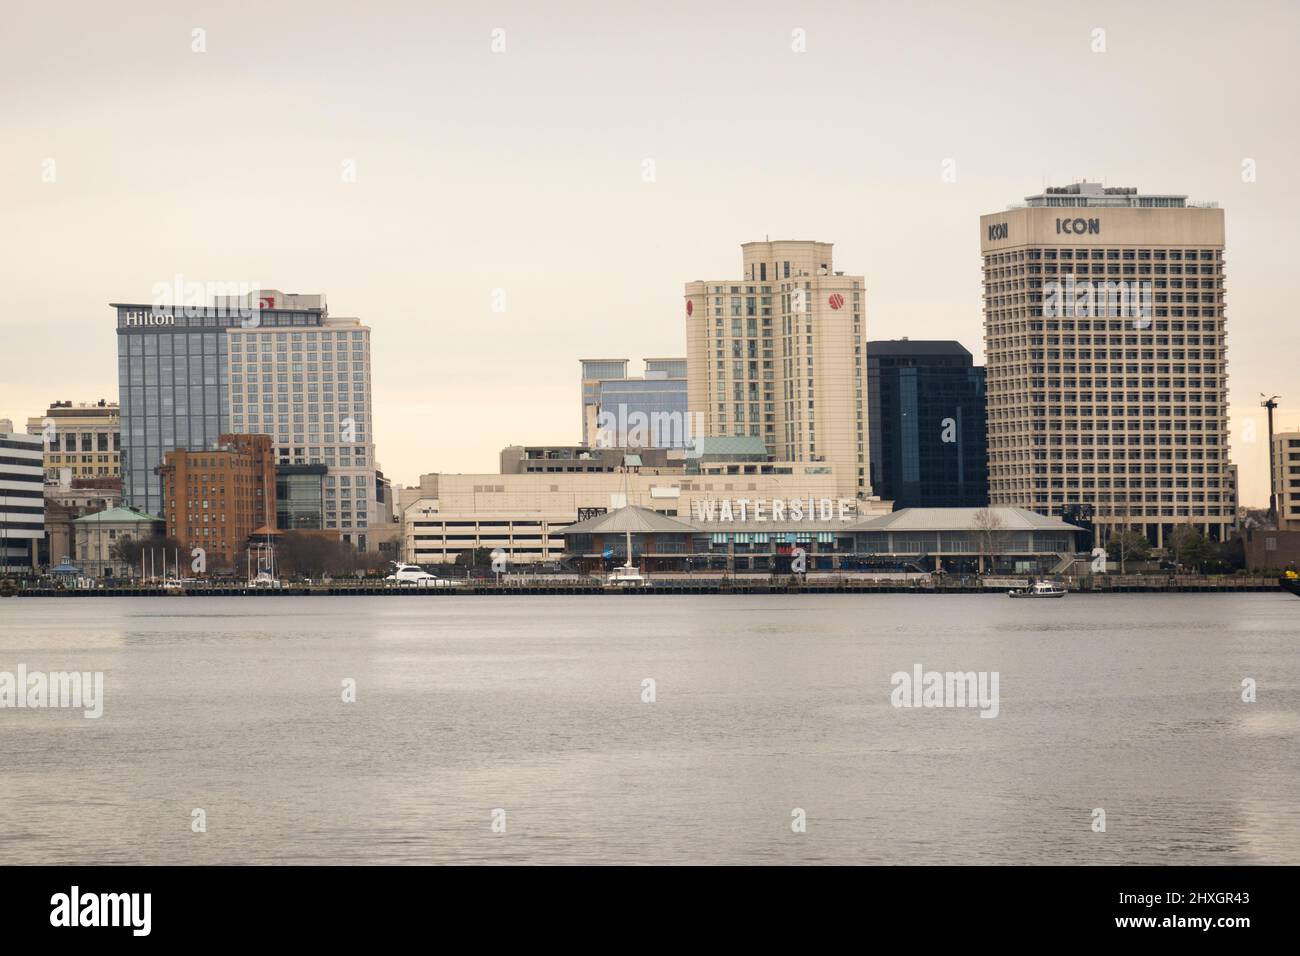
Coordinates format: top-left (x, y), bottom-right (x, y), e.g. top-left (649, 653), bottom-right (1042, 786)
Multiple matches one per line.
top-left (0, 593), bottom-right (1296, 865)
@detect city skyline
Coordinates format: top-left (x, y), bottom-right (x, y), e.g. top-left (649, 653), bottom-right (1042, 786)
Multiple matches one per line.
top-left (2, 0), bottom-right (1299, 506)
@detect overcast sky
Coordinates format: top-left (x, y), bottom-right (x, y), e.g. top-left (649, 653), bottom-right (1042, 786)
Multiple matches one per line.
top-left (2, 0), bottom-right (1297, 505)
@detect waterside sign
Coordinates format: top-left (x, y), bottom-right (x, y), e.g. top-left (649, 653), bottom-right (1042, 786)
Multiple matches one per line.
top-left (693, 497), bottom-right (857, 523)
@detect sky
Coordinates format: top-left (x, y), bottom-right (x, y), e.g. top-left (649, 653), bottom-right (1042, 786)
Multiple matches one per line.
top-left (1, 0), bottom-right (1297, 505)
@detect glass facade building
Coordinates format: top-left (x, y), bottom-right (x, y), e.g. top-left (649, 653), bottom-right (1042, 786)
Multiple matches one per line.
top-left (581, 358), bottom-right (689, 449)
top-left (866, 340), bottom-right (989, 508)
top-left (113, 302), bottom-right (325, 519)
top-left (276, 464), bottom-right (326, 531)
top-left (596, 376), bottom-right (690, 448)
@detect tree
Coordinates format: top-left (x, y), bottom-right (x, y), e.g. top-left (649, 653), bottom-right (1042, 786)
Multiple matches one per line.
top-left (1217, 534), bottom-right (1246, 572)
top-left (271, 532), bottom-right (389, 579)
top-left (111, 535), bottom-right (183, 578)
top-left (971, 508), bottom-right (1004, 574)
top-left (1167, 526), bottom-right (1216, 573)
top-left (1106, 529), bottom-right (1151, 569)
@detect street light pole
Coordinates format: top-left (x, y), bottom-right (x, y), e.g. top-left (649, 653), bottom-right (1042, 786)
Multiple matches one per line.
top-left (1262, 394), bottom-right (1280, 525)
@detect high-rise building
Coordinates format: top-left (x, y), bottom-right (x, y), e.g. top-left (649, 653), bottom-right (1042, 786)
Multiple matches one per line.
top-left (157, 433), bottom-right (275, 566)
top-left (685, 241), bottom-right (869, 498)
top-left (0, 423), bottom-right (44, 573)
top-left (25, 400), bottom-right (120, 482)
top-left (1273, 432), bottom-right (1300, 531)
top-left (579, 357), bottom-right (690, 449)
top-left (113, 292), bottom-right (327, 518)
top-left (866, 340), bottom-right (988, 508)
top-left (980, 181), bottom-right (1232, 546)
top-left (226, 296), bottom-right (377, 551)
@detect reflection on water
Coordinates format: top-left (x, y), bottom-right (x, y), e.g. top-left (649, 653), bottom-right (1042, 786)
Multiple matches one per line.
top-left (0, 593), bottom-right (1296, 864)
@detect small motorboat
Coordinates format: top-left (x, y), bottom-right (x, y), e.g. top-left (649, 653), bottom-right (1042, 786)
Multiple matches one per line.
top-left (1280, 570), bottom-right (1300, 598)
top-left (1009, 580), bottom-right (1068, 599)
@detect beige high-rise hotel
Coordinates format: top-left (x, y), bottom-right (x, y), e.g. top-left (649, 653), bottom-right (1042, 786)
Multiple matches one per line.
top-left (981, 182), bottom-right (1232, 547)
top-left (684, 241), bottom-right (870, 498)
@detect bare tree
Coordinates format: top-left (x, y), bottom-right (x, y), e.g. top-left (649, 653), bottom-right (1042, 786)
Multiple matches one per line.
top-left (971, 507), bottom-right (1004, 574)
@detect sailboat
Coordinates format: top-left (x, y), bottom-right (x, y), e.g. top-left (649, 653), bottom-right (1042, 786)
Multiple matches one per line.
top-left (606, 523), bottom-right (648, 588)
top-left (606, 463), bottom-right (648, 588)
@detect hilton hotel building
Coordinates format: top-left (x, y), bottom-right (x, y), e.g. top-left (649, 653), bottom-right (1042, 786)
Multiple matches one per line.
top-left (981, 182), bottom-right (1232, 547)
top-left (684, 241), bottom-right (870, 499)
top-left (115, 290), bottom-right (378, 551)
top-left (224, 293), bottom-right (378, 552)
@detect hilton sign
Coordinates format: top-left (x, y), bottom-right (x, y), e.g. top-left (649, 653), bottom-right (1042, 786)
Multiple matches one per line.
top-left (121, 310), bottom-right (175, 327)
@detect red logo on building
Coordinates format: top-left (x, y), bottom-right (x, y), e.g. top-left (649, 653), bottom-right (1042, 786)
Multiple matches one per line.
top-left (259, 296), bottom-right (275, 310)
top-left (686, 299), bottom-right (694, 316)
top-left (828, 293), bottom-right (844, 310)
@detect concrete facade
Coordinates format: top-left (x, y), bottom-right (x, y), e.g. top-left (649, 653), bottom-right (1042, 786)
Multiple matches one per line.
top-left (226, 295), bottom-right (378, 551)
top-left (980, 182), bottom-right (1232, 548)
top-left (25, 400), bottom-right (120, 481)
top-left (1273, 432), bottom-right (1300, 530)
top-left (685, 240), bottom-right (869, 499)
top-left (0, 426), bottom-right (44, 573)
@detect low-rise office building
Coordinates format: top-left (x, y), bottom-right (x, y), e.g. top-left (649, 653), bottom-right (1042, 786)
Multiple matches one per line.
top-left (0, 422), bottom-right (44, 574)
top-left (1273, 432), bottom-right (1300, 531)
top-left (500, 444), bottom-right (681, 475)
top-left (25, 400), bottom-right (120, 481)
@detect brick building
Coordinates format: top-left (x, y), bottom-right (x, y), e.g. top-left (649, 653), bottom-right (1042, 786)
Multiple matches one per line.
top-left (157, 434), bottom-right (275, 565)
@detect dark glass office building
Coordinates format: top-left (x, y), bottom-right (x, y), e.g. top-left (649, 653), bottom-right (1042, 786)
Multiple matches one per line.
top-left (276, 464), bottom-right (326, 530)
top-left (114, 301), bottom-right (325, 518)
top-left (867, 340), bottom-right (988, 508)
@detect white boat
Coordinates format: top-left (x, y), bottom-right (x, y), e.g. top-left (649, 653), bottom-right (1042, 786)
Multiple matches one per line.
top-left (606, 564), bottom-right (648, 588)
top-left (385, 564), bottom-right (455, 587)
top-left (250, 572), bottom-right (282, 589)
top-left (1008, 581), bottom-right (1068, 598)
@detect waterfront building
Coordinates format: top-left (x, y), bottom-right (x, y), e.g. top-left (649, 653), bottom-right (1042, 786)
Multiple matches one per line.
top-left (0, 422), bottom-right (44, 573)
top-left (25, 400), bottom-right (120, 481)
top-left (866, 340), bottom-right (988, 508)
top-left (225, 292), bottom-right (378, 551)
top-left (113, 291), bottom-right (325, 519)
top-left (157, 433), bottom-right (275, 566)
top-left (71, 506), bottom-right (164, 578)
top-left (398, 460), bottom-right (887, 566)
top-left (685, 240), bottom-right (869, 498)
top-left (980, 181), bottom-right (1232, 547)
top-left (1272, 432), bottom-right (1300, 531)
top-left (579, 358), bottom-right (690, 448)
top-left (561, 504), bottom-right (1082, 574)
